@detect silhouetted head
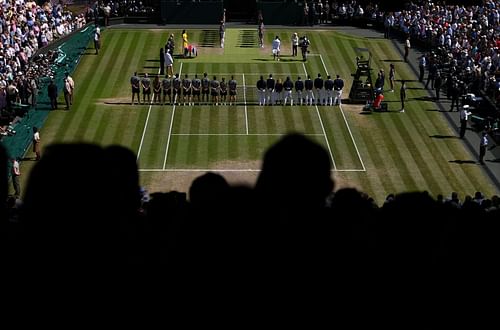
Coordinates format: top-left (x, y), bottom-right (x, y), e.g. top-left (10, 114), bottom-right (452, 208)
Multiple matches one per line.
top-left (189, 172), bottom-right (230, 211)
top-left (255, 133), bottom-right (334, 212)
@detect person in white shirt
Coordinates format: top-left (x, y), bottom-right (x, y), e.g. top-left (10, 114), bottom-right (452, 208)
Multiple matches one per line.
top-left (165, 49), bottom-right (174, 77)
top-left (94, 24), bottom-right (100, 54)
top-left (479, 131), bottom-right (489, 165)
top-left (292, 32), bottom-right (299, 57)
top-left (11, 158), bottom-right (21, 198)
top-left (272, 36), bottom-right (281, 61)
top-left (459, 105), bottom-right (472, 139)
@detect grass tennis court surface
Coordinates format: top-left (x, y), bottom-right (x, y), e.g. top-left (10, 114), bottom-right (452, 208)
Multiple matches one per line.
top-left (19, 27), bottom-right (499, 205)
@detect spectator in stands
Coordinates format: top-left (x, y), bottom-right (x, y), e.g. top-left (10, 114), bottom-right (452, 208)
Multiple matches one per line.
top-left (103, 2), bottom-right (111, 26)
top-left (384, 12), bottom-right (394, 39)
top-left (29, 77), bottom-right (39, 109)
top-left (255, 133), bottom-right (334, 269)
top-left (0, 144), bottom-right (6, 223)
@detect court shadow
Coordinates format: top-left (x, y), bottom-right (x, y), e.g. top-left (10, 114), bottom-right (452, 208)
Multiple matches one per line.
top-left (412, 96), bottom-right (435, 101)
top-left (104, 101), bottom-right (139, 105)
top-left (429, 135), bottom-right (458, 139)
top-left (425, 108), bottom-right (440, 112)
top-left (143, 66), bottom-right (159, 69)
top-left (381, 59), bottom-right (404, 62)
top-left (448, 160), bottom-right (477, 164)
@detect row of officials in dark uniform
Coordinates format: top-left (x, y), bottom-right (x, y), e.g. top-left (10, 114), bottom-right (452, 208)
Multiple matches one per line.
top-left (130, 72), bottom-right (344, 106)
top-left (257, 73), bottom-right (344, 106)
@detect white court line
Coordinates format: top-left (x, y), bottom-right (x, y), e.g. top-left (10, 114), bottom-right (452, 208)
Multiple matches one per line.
top-left (162, 62), bottom-right (183, 170)
top-left (243, 73), bottom-right (249, 134)
top-left (303, 62), bottom-right (337, 170)
top-left (172, 133), bottom-right (324, 136)
top-left (339, 104), bottom-right (366, 171)
top-left (316, 53), bottom-right (366, 172)
top-left (137, 67), bottom-right (161, 161)
top-left (319, 54), bottom-right (329, 76)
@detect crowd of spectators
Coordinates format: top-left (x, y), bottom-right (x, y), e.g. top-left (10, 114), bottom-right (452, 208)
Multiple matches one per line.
top-left (85, 0), bottom-right (158, 21)
top-left (302, 0), bottom-right (500, 136)
top-left (378, 1), bottom-right (500, 117)
top-left (0, 0), bottom-right (86, 139)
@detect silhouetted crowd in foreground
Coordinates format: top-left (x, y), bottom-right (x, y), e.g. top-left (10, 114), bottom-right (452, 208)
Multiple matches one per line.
top-left (2, 133), bottom-right (499, 272)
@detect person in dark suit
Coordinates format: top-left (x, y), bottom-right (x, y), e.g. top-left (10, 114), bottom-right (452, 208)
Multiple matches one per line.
top-left (47, 79), bottom-right (58, 110)
top-left (400, 80), bottom-right (406, 112)
top-left (159, 48), bottom-right (165, 76)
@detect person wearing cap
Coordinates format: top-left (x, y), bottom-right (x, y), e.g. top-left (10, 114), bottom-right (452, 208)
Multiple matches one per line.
top-left (292, 32), bottom-right (299, 57)
top-left (459, 105), bottom-right (472, 139)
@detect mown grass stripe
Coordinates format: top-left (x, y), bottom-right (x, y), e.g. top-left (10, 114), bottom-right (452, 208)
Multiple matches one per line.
top-left (71, 31), bottom-right (139, 142)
